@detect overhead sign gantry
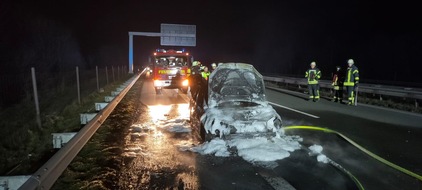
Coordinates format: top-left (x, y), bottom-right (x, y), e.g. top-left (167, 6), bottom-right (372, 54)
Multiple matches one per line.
top-left (128, 23), bottom-right (196, 73)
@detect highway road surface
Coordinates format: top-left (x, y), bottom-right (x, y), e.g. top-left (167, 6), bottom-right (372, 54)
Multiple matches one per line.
top-left (115, 78), bottom-right (422, 190)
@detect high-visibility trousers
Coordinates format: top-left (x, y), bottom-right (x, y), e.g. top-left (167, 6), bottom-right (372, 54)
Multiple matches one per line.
top-left (346, 86), bottom-right (355, 104)
top-left (308, 84), bottom-right (320, 100)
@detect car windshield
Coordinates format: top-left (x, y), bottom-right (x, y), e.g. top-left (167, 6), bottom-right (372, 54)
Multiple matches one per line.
top-left (155, 56), bottom-right (187, 67)
top-left (208, 63), bottom-right (266, 107)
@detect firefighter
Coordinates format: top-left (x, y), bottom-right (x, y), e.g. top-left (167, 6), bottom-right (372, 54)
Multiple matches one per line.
top-left (305, 61), bottom-right (321, 102)
top-left (199, 62), bottom-right (205, 72)
top-left (211, 63), bottom-right (217, 72)
top-left (344, 59), bottom-right (360, 105)
top-left (331, 66), bottom-right (344, 103)
top-left (201, 66), bottom-right (211, 80)
top-left (189, 61), bottom-right (205, 100)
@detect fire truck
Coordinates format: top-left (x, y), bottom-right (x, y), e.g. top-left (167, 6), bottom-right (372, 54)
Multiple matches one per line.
top-left (150, 49), bottom-right (193, 94)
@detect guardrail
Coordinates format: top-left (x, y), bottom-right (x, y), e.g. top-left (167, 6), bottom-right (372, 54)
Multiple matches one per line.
top-left (18, 72), bottom-right (143, 190)
top-left (263, 76), bottom-right (422, 106)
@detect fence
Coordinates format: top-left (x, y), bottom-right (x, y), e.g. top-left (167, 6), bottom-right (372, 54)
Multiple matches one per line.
top-left (0, 65), bottom-right (129, 176)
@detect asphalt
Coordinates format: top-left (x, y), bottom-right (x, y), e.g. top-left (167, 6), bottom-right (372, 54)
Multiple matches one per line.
top-left (119, 79), bottom-right (422, 190)
top-left (265, 87), bottom-right (422, 189)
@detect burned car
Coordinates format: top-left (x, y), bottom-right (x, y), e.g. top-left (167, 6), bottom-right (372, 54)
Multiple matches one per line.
top-left (190, 63), bottom-right (282, 141)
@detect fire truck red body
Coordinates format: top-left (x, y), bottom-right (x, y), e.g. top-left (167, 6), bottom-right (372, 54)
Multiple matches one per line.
top-left (150, 49), bottom-right (192, 94)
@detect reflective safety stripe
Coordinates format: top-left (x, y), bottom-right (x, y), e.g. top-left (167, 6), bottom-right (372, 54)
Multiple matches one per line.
top-left (347, 69), bottom-right (352, 83)
top-left (344, 82), bottom-right (355, 86)
top-left (316, 71), bottom-right (321, 79)
top-left (308, 81), bottom-right (318, 84)
top-left (353, 70), bottom-right (359, 74)
top-left (355, 77), bottom-right (360, 81)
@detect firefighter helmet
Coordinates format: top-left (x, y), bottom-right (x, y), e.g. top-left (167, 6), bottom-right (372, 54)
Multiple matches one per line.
top-left (211, 63), bottom-right (217, 68)
top-left (310, 61), bottom-right (316, 66)
top-left (192, 61), bottom-right (200, 67)
top-left (347, 59), bottom-right (354, 65)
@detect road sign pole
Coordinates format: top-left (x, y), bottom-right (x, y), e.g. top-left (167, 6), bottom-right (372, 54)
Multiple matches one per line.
top-left (128, 24), bottom-right (196, 75)
top-left (128, 34), bottom-right (134, 74)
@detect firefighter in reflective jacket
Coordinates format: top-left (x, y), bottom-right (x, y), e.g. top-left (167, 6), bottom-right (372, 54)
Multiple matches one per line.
top-left (305, 61), bottom-right (321, 102)
top-left (332, 66), bottom-right (344, 103)
top-left (201, 66), bottom-right (211, 80)
top-left (344, 59), bottom-right (360, 105)
top-left (189, 61), bottom-right (203, 99)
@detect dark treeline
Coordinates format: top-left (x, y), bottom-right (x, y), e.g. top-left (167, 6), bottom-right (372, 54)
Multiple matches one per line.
top-left (0, 1), bottom-right (126, 107)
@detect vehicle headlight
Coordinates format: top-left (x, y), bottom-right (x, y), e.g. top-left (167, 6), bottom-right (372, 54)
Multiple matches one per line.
top-left (154, 80), bottom-right (162, 86)
top-left (182, 79), bottom-right (189, 86)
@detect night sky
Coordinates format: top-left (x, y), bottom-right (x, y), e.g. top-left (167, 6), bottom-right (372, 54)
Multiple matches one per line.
top-left (1, 0), bottom-right (422, 84)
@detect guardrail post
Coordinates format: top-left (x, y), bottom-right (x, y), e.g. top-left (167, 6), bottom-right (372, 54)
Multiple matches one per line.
top-left (379, 95), bottom-right (383, 101)
top-left (105, 66), bottom-right (109, 85)
top-left (96, 66), bottom-right (99, 92)
top-left (18, 74), bottom-right (142, 190)
top-left (76, 67), bottom-right (81, 104)
top-left (117, 66), bottom-right (120, 80)
top-left (31, 67), bottom-right (42, 129)
top-left (112, 66), bottom-right (115, 83)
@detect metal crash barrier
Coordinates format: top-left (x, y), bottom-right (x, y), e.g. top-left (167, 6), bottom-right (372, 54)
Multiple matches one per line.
top-left (263, 76), bottom-right (422, 106)
top-left (18, 72), bottom-right (143, 190)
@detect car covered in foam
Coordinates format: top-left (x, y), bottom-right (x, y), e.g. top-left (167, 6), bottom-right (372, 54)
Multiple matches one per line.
top-left (190, 63), bottom-right (282, 141)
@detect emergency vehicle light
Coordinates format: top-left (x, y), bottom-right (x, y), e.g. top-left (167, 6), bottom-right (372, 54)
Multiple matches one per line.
top-left (155, 49), bottom-right (167, 53)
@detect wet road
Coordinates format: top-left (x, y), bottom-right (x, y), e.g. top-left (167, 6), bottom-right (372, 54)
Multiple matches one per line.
top-left (117, 80), bottom-right (276, 190)
top-left (266, 88), bottom-right (422, 189)
top-left (116, 79), bottom-right (422, 190)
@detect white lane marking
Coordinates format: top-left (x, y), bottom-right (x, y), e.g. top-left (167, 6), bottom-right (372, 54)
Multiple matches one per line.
top-left (269, 102), bottom-right (320, 119)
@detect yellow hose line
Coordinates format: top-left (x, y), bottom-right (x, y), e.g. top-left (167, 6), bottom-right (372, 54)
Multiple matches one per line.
top-left (284, 126), bottom-right (422, 182)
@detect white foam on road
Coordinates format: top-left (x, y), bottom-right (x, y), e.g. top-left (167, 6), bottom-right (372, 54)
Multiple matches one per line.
top-left (309, 144), bottom-right (323, 154)
top-left (190, 138), bottom-right (231, 157)
top-left (190, 135), bottom-right (303, 163)
top-left (157, 117), bottom-right (191, 133)
top-left (309, 144), bottom-right (329, 164)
